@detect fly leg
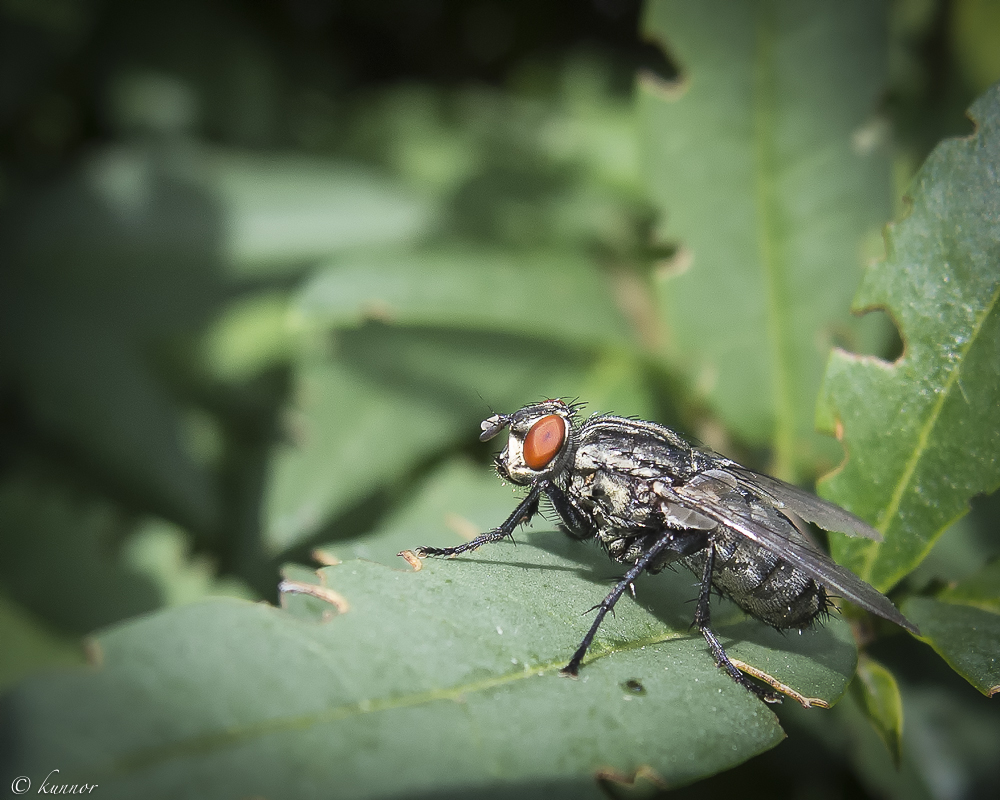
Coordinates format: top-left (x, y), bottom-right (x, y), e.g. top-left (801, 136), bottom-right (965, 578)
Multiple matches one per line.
top-left (561, 534), bottom-right (675, 676)
top-left (411, 483), bottom-right (543, 558)
top-left (695, 544), bottom-right (780, 703)
top-left (543, 483), bottom-right (596, 540)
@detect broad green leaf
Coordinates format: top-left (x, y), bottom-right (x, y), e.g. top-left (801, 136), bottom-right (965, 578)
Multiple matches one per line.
top-left (639, 0), bottom-right (893, 479)
top-left (852, 655), bottom-right (904, 764)
top-left (818, 85), bottom-right (1000, 591)
top-left (2, 527), bottom-right (861, 798)
top-left (292, 248), bottom-right (635, 349)
top-left (192, 148), bottom-right (435, 275)
top-left (904, 597), bottom-right (1000, 697)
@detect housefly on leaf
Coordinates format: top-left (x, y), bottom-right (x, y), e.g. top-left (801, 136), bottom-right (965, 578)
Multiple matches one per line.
top-left (401, 399), bottom-right (918, 703)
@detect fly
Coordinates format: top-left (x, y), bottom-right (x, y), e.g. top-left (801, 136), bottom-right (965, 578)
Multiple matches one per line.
top-left (402, 399), bottom-right (918, 703)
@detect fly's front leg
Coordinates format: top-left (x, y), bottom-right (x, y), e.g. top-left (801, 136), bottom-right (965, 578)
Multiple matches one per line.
top-left (544, 482), bottom-right (596, 540)
top-left (410, 482), bottom-right (544, 559)
top-left (695, 543), bottom-right (780, 704)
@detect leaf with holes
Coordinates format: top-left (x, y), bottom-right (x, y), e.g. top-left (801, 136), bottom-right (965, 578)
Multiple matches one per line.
top-left (638, 0), bottom-right (893, 480)
top-left (817, 84), bottom-right (1000, 593)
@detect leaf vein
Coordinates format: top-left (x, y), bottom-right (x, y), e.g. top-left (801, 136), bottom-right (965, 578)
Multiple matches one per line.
top-left (865, 279), bottom-right (1000, 584)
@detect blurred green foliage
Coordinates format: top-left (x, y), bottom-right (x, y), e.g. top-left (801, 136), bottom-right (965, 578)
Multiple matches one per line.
top-left (1, 1), bottom-right (999, 798)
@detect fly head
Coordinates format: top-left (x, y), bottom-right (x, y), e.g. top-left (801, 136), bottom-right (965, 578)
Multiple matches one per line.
top-left (487, 399), bottom-right (579, 486)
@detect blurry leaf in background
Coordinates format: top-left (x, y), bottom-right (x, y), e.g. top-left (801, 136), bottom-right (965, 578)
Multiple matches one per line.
top-left (0, 134), bottom-right (438, 528)
top-left (0, 468), bottom-right (164, 636)
top-left (263, 240), bottom-right (655, 554)
top-left (0, 146), bottom-right (228, 531)
top-left (852, 654), bottom-right (905, 764)
top-left (1, 521), bottom-right (861, 798)
top-left (195, 149), bottom-right (436, 276)
top-left (784, 672), bottom-right (1000, 800)
top-left (950, 0), bottom-right (1000, 95)
top-left (199, 291), bottom-right (294, 384)
top-left (817, 84), bottom-right (1000, 593)
top-left (905, 512), bottom-right (991, 593)
top-left (0, 593), bottom-right (85, 694)
top-left (639, 0), bottom-right (893, 480)
top-left (260, 356), bottom-right (458, 553)
top-left (293, 247), bottom-right (635, 348)
top-left (0, 468), bottom-right (253, 636)
top-left (937, 559), bottom-right (1000, 614)
top-left (120, 518), bottom-right (257, 608)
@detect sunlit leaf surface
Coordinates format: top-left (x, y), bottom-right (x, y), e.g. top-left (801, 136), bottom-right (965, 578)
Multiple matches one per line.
top-left (2, 472), bottom-right (865, 798)
top-left (818, 85), bottom-right (1000, 592)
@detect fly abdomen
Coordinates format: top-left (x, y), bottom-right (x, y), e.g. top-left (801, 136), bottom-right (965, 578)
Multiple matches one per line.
top-left (682, 529), bottom-right (827, 629)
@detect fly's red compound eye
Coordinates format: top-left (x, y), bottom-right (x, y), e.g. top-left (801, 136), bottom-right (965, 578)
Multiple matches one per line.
top-left (523, 415), bottom-right (566, 470)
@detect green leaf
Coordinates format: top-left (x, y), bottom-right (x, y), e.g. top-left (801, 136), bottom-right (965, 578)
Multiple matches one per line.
top-left (261, 356), bottom-right (458, 552)
top-left (818, 85), bottom-right (1000, 591)
top-left (0, 144), bottom-right (435, 530)
top-left (292, 247), bottom-right (635, 349)
top-left (192, 148), bottom-right (436, 275)
top-left (639, 0), bottom-right (893, 478)
top-left (938, 559), bottom-right (1000, 614)
top-left (2, 518), bottom-right (864, 798)
top-left (0, 472), bottom-right (165, 633)
top-left (904, 597), bottom-right (1000, 697)
top-left (852, 655), bottom-right (904, 764)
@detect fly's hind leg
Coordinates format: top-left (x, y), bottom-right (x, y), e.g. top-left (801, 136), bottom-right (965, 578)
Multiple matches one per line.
top-left (408, 483), bottom-right (543, 559)
top-left (695, 543), bottom-right (781, 704)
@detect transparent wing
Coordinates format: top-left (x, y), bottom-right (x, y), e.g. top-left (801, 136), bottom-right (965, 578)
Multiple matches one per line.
top-left (658, 474), bottom-right (918, 635)
top-left (722, 464), bottom-right (883, 541)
